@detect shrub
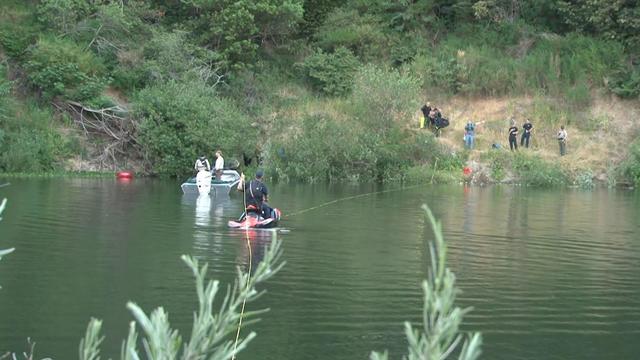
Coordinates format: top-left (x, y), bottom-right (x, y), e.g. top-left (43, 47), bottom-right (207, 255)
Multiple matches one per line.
top-left (512, 152), bottom-right (567, 187)
top-left (609, 63), bottom-right (640, 98)
top-left (0, 5), bottom-right (39, 58)
top-left (350, 64), bottom-right (421, 134)
top-left (313, 9), bottom-right (388, 60)
top-left (575, 169), bottom-right (595, 189)
top-left (269, 113), bottom-right (377, 182)
top-left (26, 36), bottom-right (106, 101)
top-left (617, 138), bottom-right (640, 187)
top-left (135, 81), bottom-right (256, 177)
top-left (0, 68), bottom-right (75, 172)
top-left (298, 47), bottom-right (359, 96)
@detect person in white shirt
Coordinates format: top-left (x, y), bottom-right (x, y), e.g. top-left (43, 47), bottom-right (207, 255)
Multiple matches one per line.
top-left (194, 155), bottom-right (210, 172)
top-left (557, 125), bottom-right (568, 156)
top-left (214, 150), bottom-right (224, 180)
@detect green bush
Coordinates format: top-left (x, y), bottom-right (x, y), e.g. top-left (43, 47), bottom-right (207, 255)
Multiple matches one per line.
top-left (609, 64), bottom-right (640, 98)
top-left (0, 4), bottom-right (39, 58)
top-left (26, 36), bottom-right (106, 101)
top-left (617, 138), bottom-right (640, 187)
top-left (135, 81), bottom-right (256, 177)
top-left (270, 113), bottom-right (377, 182)
top-left (0, 101), bottom-right (75, 173)
top-left (575, 169), bottom-right (595, 189)
top-left (313, 9), bottom-right (388, 60)
top-left (512, 152), bottom-right (567, 187)
top-left (298, 47), bottom-right (359, 96)
top-left (350, 64), bottom-right (421, 133)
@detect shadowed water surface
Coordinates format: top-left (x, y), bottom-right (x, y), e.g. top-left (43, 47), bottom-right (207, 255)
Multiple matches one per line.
top-left (0, 178), bottom-right (639, 359)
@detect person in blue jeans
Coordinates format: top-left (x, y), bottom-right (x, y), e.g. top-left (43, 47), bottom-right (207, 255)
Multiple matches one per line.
top-left (463, 120), bottom-right (485, 149)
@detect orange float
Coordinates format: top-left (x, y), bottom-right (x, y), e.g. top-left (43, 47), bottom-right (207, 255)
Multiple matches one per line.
top-left (116, 171), bottom-right (134, 179)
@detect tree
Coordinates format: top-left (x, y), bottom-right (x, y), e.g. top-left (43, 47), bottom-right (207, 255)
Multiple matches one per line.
top-left (558, 0), bottom-right (640, 52)
top-left (174, 0), bottom-right (304, 70)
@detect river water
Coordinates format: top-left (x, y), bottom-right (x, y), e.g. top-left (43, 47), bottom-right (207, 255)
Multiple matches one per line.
top-left (0, 178), bottom-right (639, 359)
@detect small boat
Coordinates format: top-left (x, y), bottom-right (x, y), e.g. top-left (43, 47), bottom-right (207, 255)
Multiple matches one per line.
top-left (181, 170), bottom-right (241, 195)
top-left (228, 208), bottom-right (282, 229)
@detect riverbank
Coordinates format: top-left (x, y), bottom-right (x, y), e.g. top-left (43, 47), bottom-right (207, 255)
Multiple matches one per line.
top-left (1, 1), bottom-right (638, 187)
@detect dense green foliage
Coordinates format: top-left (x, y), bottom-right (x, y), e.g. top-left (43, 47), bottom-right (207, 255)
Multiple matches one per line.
top-left (618, 138), bottom-right (640, 187)
top-left (26, 36), bottom-right (106, 101)
top-left (0, 64), bottom-right (78, 173)
top-left (482, 150), bottom-right (568, 187)
top-left (298, 47), bottom-right (359, 95)
top-left (135, 81), bottom-right (255, 177)
top-left (1, 0), bottom-right (639, 180)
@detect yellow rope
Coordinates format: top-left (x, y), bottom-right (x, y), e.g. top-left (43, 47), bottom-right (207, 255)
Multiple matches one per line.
top-left (285, 183), bottom-right (424, 218)
top-left (232, 177), bottom-right (252, 360)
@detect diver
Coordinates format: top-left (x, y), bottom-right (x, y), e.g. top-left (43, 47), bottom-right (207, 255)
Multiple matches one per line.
top-left (236, 169), bottom-right (276, 221)
top-left (194, 155), bottom-right (211, 172)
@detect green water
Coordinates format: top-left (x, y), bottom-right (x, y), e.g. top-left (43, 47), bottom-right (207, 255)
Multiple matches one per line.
top-left (1, 178), bottom-right (639, 359)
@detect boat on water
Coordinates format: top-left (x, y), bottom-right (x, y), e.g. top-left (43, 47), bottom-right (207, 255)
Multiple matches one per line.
top-left (181, 169), bottom-right (241, 195)
top-left (228, 208), bottom-right (282, 229)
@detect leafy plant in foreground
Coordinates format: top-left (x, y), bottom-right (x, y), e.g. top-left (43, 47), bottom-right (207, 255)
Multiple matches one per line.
top-left (79, 236), bottom-right (284, 360)
top-left (370, 205), bottom-right (482, 360)
top-left (0, 199), bottom-right (16, 290)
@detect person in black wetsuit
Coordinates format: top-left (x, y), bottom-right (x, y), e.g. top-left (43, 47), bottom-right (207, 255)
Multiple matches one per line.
top-left (508, 120), bottom-right (518, 151)
top-left (521, 118), bottom-right (533, 148)
top-left (420, 102), bottom-right (432, 129)
top-left (236, 168), bottom-right (274, 220)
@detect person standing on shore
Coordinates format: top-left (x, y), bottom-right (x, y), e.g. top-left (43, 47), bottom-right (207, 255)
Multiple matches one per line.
top-left (521, 118), bottom-right (533, 148)
top-left (508, 120), bottom-right (518, 151)
top-left (464, 120), bottom-right (485, 149)
top-left (420, 102), bottom-right (431, 129)
top-left (557, 125), bottom-right (568, 156)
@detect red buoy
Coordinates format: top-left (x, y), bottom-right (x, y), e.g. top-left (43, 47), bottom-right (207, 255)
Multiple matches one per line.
top-left (463, 167), bottom-right (472, 176)
top-left (116, 171), bottom-right (134, 179)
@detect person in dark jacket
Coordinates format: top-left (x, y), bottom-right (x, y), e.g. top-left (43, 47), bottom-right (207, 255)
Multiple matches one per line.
top-left (521, 118), bottom-right (533, 148)
top-left (236, 169), bottom-right (274, 219)
top-left (508, 120), bottom-right (518, 151)
top-left (420, 102), bottom-right (432, 129)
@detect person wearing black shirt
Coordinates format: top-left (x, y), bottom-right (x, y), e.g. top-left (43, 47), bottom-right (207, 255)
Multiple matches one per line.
top-left (236, 168), bottom-right (274, 219)
top-left (420, 103), bottom-right (432, 129)
top-left (521, 119), bottom-right (533, 148)
top-left (508, 121), bottom-right (518, 151)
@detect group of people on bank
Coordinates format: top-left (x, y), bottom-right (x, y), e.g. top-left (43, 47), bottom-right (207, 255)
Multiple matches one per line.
top-left (420, 104), bottom-right (569, 156)
top-left (419, 102), bottom-right (450, 136)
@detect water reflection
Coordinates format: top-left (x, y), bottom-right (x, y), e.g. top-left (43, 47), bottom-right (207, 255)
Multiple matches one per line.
top-left (227, 228), bottom-right (277, 273)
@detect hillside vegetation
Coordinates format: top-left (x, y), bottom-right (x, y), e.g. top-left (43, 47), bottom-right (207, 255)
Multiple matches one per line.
top-left (1, 0), bottom-right (639, 186)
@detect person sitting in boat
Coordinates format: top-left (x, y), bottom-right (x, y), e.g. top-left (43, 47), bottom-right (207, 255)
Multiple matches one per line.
top-left (214, 150), bottom-right (224, 180)
top-left (237, 169), bottom-right (275, 220)
top-left (194, 155), bottom-right (211, 172)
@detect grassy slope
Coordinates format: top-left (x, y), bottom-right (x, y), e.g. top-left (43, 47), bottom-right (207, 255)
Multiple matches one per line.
top-left (262, 74), bottom-right (640, 184)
